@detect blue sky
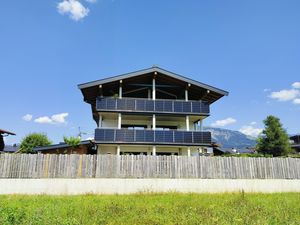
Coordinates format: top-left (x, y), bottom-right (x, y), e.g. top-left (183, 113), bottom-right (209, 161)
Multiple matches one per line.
top-left (1, 0), bottom-right (300, 145)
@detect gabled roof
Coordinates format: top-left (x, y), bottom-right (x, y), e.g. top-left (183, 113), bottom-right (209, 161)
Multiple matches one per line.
top-left (34, 140), bottom-right (92, 152)
top-left (0, 129), bottom-right (16, 135)
top-left (78, 66), bottom-right (229, 96)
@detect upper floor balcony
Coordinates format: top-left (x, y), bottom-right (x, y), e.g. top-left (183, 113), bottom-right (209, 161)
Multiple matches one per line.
top-left (95, 128), bottom-right (211, 146)
top-left (96, 97), bottom-right (210, 115)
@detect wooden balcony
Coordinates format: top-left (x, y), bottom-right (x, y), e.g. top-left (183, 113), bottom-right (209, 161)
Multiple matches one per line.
top-left (95, 128), bottom-right (211, 146)
top-left (96, 97), bottom-right (209, 115)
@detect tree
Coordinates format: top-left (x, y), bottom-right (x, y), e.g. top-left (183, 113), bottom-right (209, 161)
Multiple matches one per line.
top-left (19, 133), bottom-right (52, 153)
top-left (63, 136), bottom-right (81, 153)
top-left (0, 134), bottom-right (4, 151)
top-left (256, 115), bottom-right (291, 157)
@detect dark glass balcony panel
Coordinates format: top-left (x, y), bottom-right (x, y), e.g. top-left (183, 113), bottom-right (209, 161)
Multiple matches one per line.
top-left (96, 97), bottom-right (209, 115)
top-left (136, 99), bottom-right (145, 111)
top-left (146, 101), bottom-right (154, 111)
top-left (174, 131), bottom-right (184, 143)
top-left (192, 102), bottom-right (201, 113)
top-left (164, 131), bottom-right (173, 143)
top-left (106, 98), bottom-right (116, 110)
top-left (155, 100), bottom-right (164, 111)
top-left (135, 129), bottom-right (145, 142)
top-left (173, 101), bottom-right (183, 113)
top-left (164, 101), bottom-right (173, 112)
top-left (126, 99), bottom-right (135, 111)
top-left (182, 101), bottom-right (191, 113)
top-left (145, 130), bottom-right (154, 142)
top-left (183, 132), bottom-right (193, 143)
top-left (193, 132), bottom-right (202, 143)
top-left (95, 129), bottom-right (211, 145)
top-left (104, 129), bottom-right (114, 142)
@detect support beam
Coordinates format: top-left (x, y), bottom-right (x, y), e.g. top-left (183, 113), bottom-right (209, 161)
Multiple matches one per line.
top-left (152, 114), bottom-right (156, 130)
top-left (187, 147), bottom-right (191, 157)
top-left (116, 145), bottom-right (121, 155)
top-left (99, 85), bottom-right (103, 97)
top-left (119, 80), bottom-right (123, 99)
top-left (99, 114), bottom-right (102, 128)
top-left (185, 89), bottom-right (189, 101)
top-left (118, 113), bottom-right (122, 129)
top-left (152, 73), bottom-right (156, 100)
top-left (199, 119), bottom-right (203, 131)
top-left (152, 146), bottom-right (156, 156)
top-left (186, 116), bottom-right (190, 131)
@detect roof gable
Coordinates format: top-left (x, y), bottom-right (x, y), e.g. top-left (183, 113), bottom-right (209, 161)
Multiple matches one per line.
top-left (78, 66), bottom-right (229, 96)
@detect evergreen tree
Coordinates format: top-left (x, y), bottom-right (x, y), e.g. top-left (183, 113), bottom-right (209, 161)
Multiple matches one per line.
top-left (256, 115), bottom-right (291, 156)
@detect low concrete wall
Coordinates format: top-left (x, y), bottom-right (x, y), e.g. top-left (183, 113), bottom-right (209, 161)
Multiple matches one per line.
top-left (0, 179), bottom-right (299, 195)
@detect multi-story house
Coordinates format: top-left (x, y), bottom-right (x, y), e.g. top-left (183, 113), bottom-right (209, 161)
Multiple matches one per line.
top-left (78, 66), bottom-right (228, 156)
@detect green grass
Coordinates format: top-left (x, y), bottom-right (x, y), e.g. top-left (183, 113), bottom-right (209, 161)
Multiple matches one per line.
top-left (0, 193), bottom-right (299, 225)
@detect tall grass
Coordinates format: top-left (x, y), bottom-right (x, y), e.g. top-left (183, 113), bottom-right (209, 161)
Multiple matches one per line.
top-left (0, 193), bottom-right (299, 224)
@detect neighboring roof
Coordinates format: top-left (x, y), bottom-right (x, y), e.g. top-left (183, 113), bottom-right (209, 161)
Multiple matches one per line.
top-left (0, 129), bottom-right (16, 135)
top-left (78, 66), bottom-right (229, 96)
top-left (290, 135), bottom-right (300, 144)
top-left (3, 145), bottom-right (19, 153)
top-left (217, 148), bottom-right (255, 154)
top-left (34, 140), bottom-right (92, 151)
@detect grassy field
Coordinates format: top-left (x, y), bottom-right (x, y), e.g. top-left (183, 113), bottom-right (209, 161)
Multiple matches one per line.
top-left (0, 193), bottom-right (299, 225)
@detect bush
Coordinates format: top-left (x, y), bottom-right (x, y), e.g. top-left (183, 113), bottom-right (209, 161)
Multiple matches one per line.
top-left (63, 136), bottom-right (81, 148)
top-left (19, 133), bottom-right (52, 153)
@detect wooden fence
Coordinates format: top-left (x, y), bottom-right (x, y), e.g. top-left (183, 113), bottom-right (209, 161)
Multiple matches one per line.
top-left (0, 154), bottom-right (299, 179)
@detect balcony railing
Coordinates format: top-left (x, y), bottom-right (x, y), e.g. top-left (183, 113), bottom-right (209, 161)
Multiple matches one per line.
top-left (96, 97), bottom-right (209, 115)
top-left (95, 128), bottom-right (211, 145)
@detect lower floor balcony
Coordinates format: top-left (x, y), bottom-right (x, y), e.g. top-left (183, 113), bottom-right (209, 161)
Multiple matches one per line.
top-left (95, 128), bottom-right (211, 146)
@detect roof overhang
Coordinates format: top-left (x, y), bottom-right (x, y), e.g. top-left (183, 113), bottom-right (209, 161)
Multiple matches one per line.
top-left (0, 129), bottom-right (16, 135)
top-left (78, 66), bottom-right (229, 96)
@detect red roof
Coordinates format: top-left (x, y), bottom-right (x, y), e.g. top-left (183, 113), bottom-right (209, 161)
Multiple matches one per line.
top-left (0, 129), bottom-right (16, 135)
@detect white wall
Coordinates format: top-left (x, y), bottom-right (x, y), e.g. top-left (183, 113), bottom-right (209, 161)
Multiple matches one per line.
top-left (97, 145), bottom-right (201, 155)
top-left (100, 114), bottom-right (196, 131)
top-left (1, 179), bottom-right (299, 195)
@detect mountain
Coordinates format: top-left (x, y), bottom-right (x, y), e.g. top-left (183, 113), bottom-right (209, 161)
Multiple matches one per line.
top-left (204, 127), bottom-right (257, 149)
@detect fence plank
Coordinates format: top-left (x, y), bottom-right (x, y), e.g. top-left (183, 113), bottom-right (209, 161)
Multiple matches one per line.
top-left (0, 154), bottom-right (299, 179)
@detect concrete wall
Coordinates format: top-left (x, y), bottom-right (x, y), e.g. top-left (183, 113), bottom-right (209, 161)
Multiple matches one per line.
top-left (0, 179), bottom-right (299, 195)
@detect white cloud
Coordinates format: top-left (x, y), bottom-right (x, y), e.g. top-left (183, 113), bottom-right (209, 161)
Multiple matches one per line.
top-left (211, 117), bottom-right (237, 127)
top-left (34, 116), bottom-right (53, 124)
top-left (269, 89), bottom-right (299, 101)
top-left (263, 88), bottom-right (271, 92)
top-left (57, 0), bottom-right (89, 21)
top-left (22, 114), bottom-right (33, 122)
top-left (250, 121), bottom-right (257, 125)
top-left (293, 98), bottom-right (300, 105)
top-left (239, 126), bottom-right (263, 137)
top-left (51, 113), bottom-right (69, 123)
top-left (292, 82), bottom-right (300, 89)
top-left (85, 0), bottom-right (97, 3)
top-left (34, 113), bottom-right (69, 125)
